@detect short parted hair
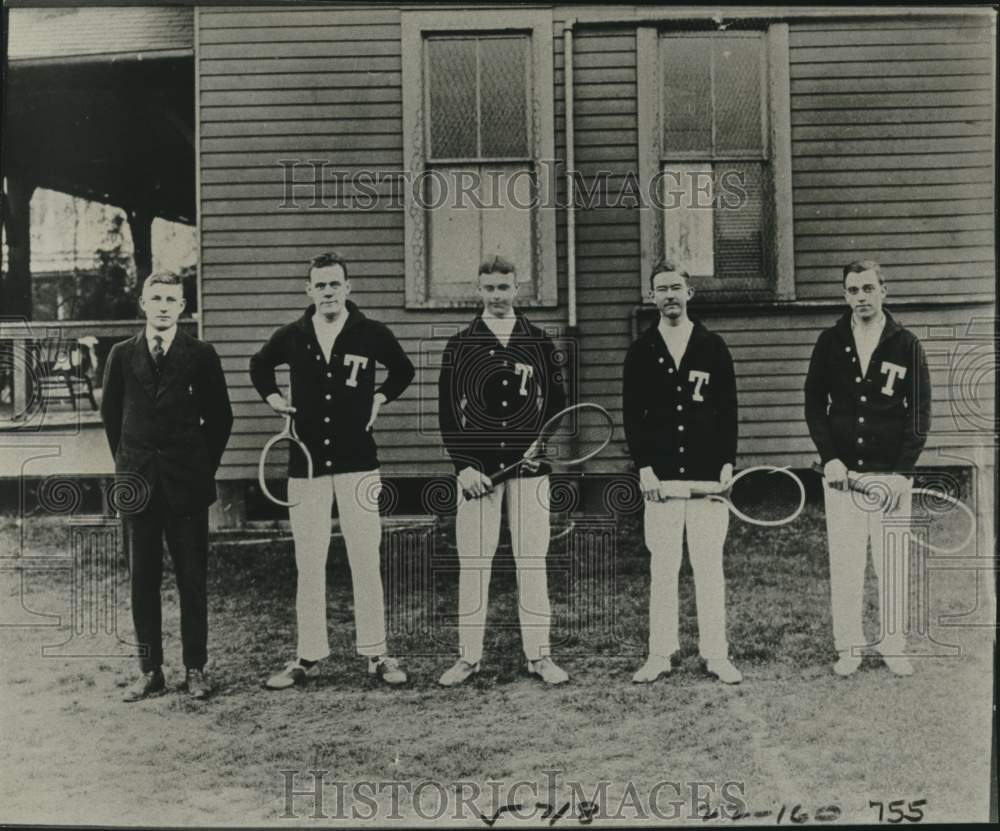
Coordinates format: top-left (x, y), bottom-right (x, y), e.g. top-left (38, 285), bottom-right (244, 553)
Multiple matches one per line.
top-left (648, 258), bottom-right (690, 289)
top-left (842, 259), bottom-right (884, 286)
top-left (478, 254), bottom-right (517, 278)
top-left (308, 251), bottom-right (349, 282)
top-left (145, 270), bottom-right (182, 288)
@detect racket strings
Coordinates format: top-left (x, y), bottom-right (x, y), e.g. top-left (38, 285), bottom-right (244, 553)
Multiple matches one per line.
top-left (535, 404), bottom-right (615, 467)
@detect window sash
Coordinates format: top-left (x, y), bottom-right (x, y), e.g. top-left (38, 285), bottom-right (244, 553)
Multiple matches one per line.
top-left (659, 31), bottom-right (769, 161)
top-left (425, 164), bottom-right (537, 302)
top-left (638, 24), bottom-right (793, 302)
top-left (659, 32), bottom-right (772, 291)
top-left (424, 33), bottom-right (533, 164)
top-left (401, 9), bottom-right (556, 309)
top-left (661, 161), bottom-right (774, 291)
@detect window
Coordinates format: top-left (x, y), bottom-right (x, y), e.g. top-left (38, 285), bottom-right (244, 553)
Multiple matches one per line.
top-left (402, 10), bottom-right (556, 308)
top-left (638, 25), bottom-right (793, 301)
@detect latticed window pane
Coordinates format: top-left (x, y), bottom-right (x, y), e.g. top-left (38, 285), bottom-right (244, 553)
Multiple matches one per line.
top-left (427, 38), bottom-right (478, 158)
top-left (659, 31), bottom-right (771, 297)
top-left (662, 37), bottom-right (712, 153)
top-left (479, 37), bottom-right (529, 158)
top-left (713, 162), bottom-right (771, 283)
top-left (715, 37), bottom-right (764, 154)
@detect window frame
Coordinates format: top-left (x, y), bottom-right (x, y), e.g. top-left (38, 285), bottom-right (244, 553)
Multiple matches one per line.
top-left (637, 23), bottom-right (794, 303)
top-left (402, 9), bottom-right (557, 309)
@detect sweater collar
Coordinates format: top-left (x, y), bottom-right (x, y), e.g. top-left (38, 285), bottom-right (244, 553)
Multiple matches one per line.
top-left (296, 299), bottom-right (364, 333)
top-left (470, 310), bottom-right (531, 339)
top-left (642, 315), bottom-right (710, 350)
top-left (834, 308), bottom-right (901, 346)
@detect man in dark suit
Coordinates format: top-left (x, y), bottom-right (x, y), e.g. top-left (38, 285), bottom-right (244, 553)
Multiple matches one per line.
top-left (101, 271), bottom-right (233, 702)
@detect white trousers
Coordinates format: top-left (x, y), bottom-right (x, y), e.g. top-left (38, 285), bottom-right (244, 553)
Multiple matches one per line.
top-left (454, 476), bottom-right (552, 663)
top-left (288, 473), bottom-right (387, 660)
top-left (644, 497), bottom-right (730, 660)
top-left (823, 476), bottom-right (912, 657)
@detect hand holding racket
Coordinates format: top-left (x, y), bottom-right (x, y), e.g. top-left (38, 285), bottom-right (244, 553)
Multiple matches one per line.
top-left (466, 403), bottom-right (615, 498)
top-left (811, 462), bottom-right (975, 554)
top-left (657, 466), bottom-right (807, 527)
top-left (258, 413), bottom-right (314, 508)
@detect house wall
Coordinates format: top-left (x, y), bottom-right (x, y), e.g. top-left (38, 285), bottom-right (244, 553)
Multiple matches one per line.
top-left (197, 7), bottom-right (995, 485)
top-left (563, 14), bottom-right (995, 471)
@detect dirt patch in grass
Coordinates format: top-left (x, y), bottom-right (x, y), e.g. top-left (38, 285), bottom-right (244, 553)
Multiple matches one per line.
top-left (0, 507), bottom-right (993, 826)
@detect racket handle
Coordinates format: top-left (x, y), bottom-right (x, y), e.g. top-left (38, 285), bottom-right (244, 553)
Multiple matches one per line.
top-left (488, 462), bottom-right (520, 488)
top-left (488, 459), bottom-right (554, 489)
top-left (687, 480), bottom-right (727, 496)
top-left (811, 461), bottom-right (871, 495)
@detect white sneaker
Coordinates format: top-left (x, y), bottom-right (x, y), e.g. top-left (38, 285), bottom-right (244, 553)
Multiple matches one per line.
top-left (883, 656), bottom-right (914, 676)
top-left (438, 659), bottom-right (480, 687)
top-left (632, 655), bottom-right (672, 684)
top-left (833, 653), bottom-right (862, 677)
top-left (527, 656), bottom-right (569, 685)
top-left (264, 659), bottom-right (319, 690)
top-left (706, 658), bottom-right (743, 685)
top-left (368, 656), bottom-right (407, 685)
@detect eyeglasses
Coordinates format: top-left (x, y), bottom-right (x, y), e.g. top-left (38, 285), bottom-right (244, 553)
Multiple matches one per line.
top-left (845, 285), bottom-right (880, 296)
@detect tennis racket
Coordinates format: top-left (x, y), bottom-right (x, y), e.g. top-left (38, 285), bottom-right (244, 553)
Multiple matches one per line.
top-left (811, 462), bottom-right (976, 555)
top-left (484, 402), bottom-right (615, 490)
top-left (658, 466), bottom-right (807, 527)
top-left (258, 413), bottom-right (314, 508)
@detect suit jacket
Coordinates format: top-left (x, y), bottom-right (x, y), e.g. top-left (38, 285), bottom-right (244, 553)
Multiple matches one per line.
top-left (101, 328), bottom-right (233, 515)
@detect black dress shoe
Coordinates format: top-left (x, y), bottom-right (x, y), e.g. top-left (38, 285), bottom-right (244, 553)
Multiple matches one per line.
top-left (123, 668), bottom-right (166, 702)
top-left (184, 668), bottom-right (211, 700)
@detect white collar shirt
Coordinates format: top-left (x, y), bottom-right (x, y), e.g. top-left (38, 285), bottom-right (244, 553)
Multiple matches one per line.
top-left (851, 314), bottom-right (886, 376)
top-left (657, 317), bottom-right (694, 367)
top-left (312, 313), bottom-right (348, 363)
top-left (482, 311), bottom-right (517, 348)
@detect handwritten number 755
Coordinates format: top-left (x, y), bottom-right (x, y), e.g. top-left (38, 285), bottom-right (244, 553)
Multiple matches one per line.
top-left (869, 799), bottom-right (927, 823)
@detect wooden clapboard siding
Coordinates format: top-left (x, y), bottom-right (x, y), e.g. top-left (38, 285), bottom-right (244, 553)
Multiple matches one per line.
top-left (554, 21), bottom-right (643, 473)
top-left (590, 303), bottom-right (996, 469)
top-left (199, 6), bottom-right (567, 481)
top-left (789, 18), bottom-right (995, 299)
top-left (564, 14), bottom-right (993, 473)
top-left (199, 7), bottom-right (994, 487)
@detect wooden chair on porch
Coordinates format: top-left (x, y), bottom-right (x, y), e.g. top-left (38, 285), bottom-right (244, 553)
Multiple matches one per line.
top-left (14, 335), bottom-right (99, 418)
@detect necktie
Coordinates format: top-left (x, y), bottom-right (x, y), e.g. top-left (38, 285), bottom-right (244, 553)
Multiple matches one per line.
top-left (151, 335), bottom-right (165, 373)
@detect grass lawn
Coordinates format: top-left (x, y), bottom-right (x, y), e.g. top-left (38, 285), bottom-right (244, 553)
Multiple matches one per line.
top-left (0, 502), bottom-right (993, 826)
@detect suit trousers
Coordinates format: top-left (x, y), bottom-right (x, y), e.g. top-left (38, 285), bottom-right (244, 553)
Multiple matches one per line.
top-left (644, 496), bottom-right (730, 661)
top-left (823, 476), bottom-right (912, 657)
top-left (125, 489), bottom-right (209, 673)
top-left (454, 475), bottom-right (552, 663)
top-left (287, 472), bottom-right (388, 661)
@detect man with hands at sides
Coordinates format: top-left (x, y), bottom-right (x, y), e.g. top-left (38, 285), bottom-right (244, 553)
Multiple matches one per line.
top-left (250, 252), bottom-right (415, 689)
top-left (101, 271), bottom-right (233, 703)
top-left (623, 259), bottom-right (743, 685)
